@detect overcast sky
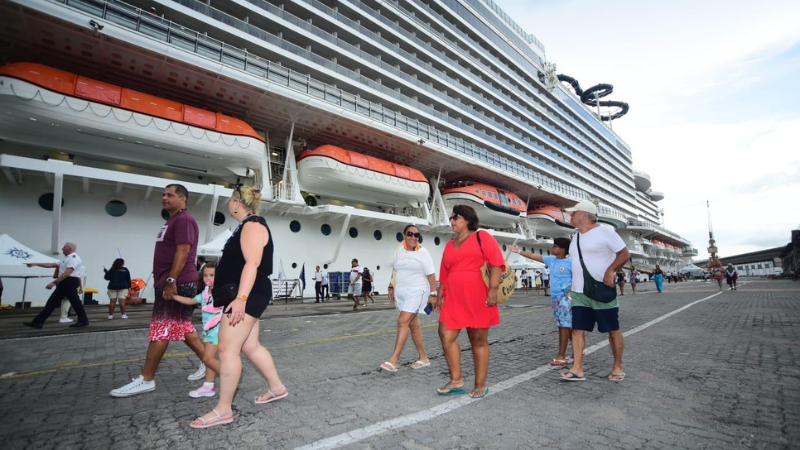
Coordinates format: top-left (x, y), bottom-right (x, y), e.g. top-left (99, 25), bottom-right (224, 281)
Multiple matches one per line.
top-left (493, 0), bottom-right (800, 260)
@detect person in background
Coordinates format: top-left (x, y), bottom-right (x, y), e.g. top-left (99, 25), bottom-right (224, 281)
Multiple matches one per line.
top-left (541, 266), bottom-right (550, 296)
top-left (348, 259), bottom-right (363, 311)
top-left (381, 225), bottom-right (435, 373)
top-left (433, 205), bottom-right (504, 399)
top-left (520, 269), bottom-right (528, 293)
top-left (168, 264), bottom-right (223, 398)
top-left (321, 269), bottom-right (330, 301)
top-left (653, 265), bottom-right (664, 293)
top-left (314, 266), bottom-right (323, 303)
top-left (510, 237), bottom-right (573, 368)
top-left (105, 258), bottom-right (132, 319)
top-left (361, 268), bottom-right (375, 306)
top-left (534, 269), bottom-right (542, 294)
top-left (23, 242), bottom-right (90, 329)
top-left (725, 264), bottom-right (738, 291)
top-left (616, 269), bottom-right (626, 296)
top-left (710, 259), bottom-right (725, 291)
top-left (629, 267), bottom-right (638, 295)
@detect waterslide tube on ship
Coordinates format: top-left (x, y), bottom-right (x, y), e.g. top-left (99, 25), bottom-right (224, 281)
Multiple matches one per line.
top-left (442, 181), bottom-right (526, 229)
top-left (0, 63), bottom-right (265, 179)
top-left (297, 145), bottom-right (430, 208)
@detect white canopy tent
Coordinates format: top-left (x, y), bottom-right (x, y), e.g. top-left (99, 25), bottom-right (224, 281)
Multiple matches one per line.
top-left (0, 234), bottom-right (59, 307)
top-left (197, 229), bottom-right (232, 258)
top-left (507, 253), bottom-right (546, 270)
top-left (680, 264), bottom-right (706, 276)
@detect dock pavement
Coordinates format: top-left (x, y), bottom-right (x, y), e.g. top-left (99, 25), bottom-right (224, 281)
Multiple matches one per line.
top-left (0, 279), bottom-right (797, 449)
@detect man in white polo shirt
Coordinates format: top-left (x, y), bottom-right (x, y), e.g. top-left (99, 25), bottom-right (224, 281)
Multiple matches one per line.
top-left (23, 242), bottom-right (90, 328)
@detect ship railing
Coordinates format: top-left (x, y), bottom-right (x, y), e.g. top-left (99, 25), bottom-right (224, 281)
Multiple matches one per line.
top-left (271, 183), bottom-right (298, 203)
top-left (64, 0), bottom-right (597, 203)
top-left (240, 0), bottom-right (630, 193)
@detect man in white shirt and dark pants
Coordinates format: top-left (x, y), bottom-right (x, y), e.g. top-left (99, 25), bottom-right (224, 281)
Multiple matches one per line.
top-left (24, 242), bottom-right (90, 328)
top-left (314, 266), bottom-right (324, 303)
top-left (560, 200), bottom-right (629, 382)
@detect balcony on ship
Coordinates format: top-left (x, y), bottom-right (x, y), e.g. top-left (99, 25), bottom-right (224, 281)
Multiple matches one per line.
top-left (648, 189), bottom-right (665, 202)
top-left (683, 247), bottom-right (699, 257)
top-left (633, 169), bottom-right (652, 192)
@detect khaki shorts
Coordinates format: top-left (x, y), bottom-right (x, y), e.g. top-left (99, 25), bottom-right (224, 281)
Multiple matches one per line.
top-left (108, 289), bottom-right (129, 300)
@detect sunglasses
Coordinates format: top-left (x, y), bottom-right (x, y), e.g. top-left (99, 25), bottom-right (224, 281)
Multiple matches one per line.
top-left (405, 231), bottom-right (421, 238)
top-left (449, 215), bottom-right (459, 221)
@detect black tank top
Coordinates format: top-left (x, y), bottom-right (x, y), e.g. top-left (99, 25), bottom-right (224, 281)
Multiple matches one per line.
top-left (216, 215), bottom-right (273, 298)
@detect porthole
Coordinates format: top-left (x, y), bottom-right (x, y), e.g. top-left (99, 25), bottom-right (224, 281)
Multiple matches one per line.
top-left (539, 249), bottom-right (543, 255)
top-left (374, 230), bottom-right (382, 240)
top-left (291, 262), bottom-right (297, 269)
top-left (323, 264), bottom-right (328, 269)
top-left (290, 220), bottom-right (301, 232)
top-left (38, 193), bottom-right (64, 212)
top-left (547, 250), bottom-right (551, 255)
top-left (376, 265), bottom-right (380, 271)
top-left (502, 244), bottom-right (507, 251)
top-left (321, 224), bottom-right (332, 236)
top-left (161, 209), bottom-right (169, 221)
top-left (419, 234), bottom-right (424, 244)
top-left (396, 232), bottom-right (403, 242)
top-left (434, 237), bottom-right (441, 246)
top-left (522, 247), bottom-right (527, 252)
top-left (105, 200), bottom-right (127, 217)
top-left (214, 212), bottom-right (226, 226)
top-left (349, 227), bottom-right (358, 238)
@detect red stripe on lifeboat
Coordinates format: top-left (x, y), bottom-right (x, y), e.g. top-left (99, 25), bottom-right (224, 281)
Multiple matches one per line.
top-left (297, 145), bottom-right (427, 183)
top-left (0, 62), bottom-right (263, 142)
top-left (527, 204), bottom-right (572, 225)
top-left (442, 181), bottom-right (526, 213)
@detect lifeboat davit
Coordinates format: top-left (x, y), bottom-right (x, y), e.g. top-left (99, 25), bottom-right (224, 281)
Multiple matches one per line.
top-left (0, 63), bottom-right (265, 178)
top-left (297, 145), bottom-right (430, 208)
top-left (526, 204), bottom-right (574, 238)
top-left (442, 181), bottom-right (526, 229)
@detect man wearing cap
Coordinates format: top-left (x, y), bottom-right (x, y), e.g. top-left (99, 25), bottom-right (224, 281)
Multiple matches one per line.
top-left (560, 200), bottom-right (629, 382)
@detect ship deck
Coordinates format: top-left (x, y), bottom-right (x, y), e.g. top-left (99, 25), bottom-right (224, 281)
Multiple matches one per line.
top-left (1, 279), bottom-right (797, 448)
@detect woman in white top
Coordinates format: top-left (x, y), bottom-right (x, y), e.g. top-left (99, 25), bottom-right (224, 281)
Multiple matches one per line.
top-left (380, 225), bottom-right (437, 372)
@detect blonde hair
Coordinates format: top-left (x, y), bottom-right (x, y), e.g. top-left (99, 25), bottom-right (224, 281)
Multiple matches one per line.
top-left (234, 184), bottom-right (262, 214)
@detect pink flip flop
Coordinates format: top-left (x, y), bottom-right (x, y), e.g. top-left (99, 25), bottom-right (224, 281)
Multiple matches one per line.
top-left (189, 408), bottom-right (233, 429)
top-left (254, 386), bottom-right (289, 404)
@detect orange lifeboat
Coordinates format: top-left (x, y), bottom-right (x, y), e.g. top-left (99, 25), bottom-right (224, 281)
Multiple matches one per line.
top-left (297, 145), bottom-right (430, 208)
top-left (0, 62), bottom-right (264, 178)
top-left (442, 181), bottom-right (525, 229)
top-left (526, 204), bottom-right (574, 237)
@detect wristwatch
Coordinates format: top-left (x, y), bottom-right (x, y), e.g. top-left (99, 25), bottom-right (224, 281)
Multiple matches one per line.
top-left (429, 291), bottom-right (437, 297)
top-left (166, 277), bottom-right (176, 284)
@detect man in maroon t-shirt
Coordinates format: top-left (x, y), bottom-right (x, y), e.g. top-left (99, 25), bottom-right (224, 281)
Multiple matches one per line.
top-left (110, 184), bottom-right (207, 397)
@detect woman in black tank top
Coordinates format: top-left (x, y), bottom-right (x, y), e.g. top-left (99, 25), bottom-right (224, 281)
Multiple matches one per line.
top-left (190, 184), bottom-right (288, 429)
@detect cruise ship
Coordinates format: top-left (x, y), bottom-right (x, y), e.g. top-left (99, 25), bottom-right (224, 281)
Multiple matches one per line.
top-left (0, 0), bottom-right (697, 305)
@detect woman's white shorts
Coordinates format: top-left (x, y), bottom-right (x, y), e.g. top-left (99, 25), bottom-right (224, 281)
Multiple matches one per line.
top-left (108, 289), bottom-right (129, 300)
top-left (395, 288), bottom-right (429, 314)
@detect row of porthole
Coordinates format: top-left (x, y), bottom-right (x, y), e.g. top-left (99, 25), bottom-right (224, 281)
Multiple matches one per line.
top-left (39, 195), bottom-right (547, 256)
top-left (288, 220), bottom-right (550, 255)
top-left (39, 194), bottom-right (231, 225)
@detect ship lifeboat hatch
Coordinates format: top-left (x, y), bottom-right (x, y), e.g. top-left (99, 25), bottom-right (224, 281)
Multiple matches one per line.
top-left (442, 181), bottom-right (526, 229)
top-left (296, 145), bottom-right (430, 209)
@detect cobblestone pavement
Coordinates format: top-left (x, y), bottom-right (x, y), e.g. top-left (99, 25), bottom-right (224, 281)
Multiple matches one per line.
top-left (0, 279), bottom-right (797, 449)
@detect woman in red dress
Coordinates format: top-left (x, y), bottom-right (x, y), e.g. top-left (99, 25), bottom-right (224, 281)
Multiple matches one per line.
top-left (432, 205), bottom-right (504, 398)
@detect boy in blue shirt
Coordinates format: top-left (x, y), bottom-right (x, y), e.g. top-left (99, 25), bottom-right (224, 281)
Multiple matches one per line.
top-left (510, 237), bottom-right (573, 367)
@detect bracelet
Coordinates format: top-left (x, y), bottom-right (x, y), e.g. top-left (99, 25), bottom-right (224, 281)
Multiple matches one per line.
top-left (387, 286), bottom-right (394, 290)
top-left (235, 294), bottom-right (248, 302)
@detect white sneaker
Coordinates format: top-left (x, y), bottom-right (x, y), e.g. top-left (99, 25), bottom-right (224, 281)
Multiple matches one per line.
top-left (108, 315), bottom-right (114, 320)
top-left (189, 384), bottom-right (216, 398)
top-left (59, 317), bottom-right (74, 323)
top-left (110, 376), bottom-right (155, 398)
top-left (187, 363), bottom-right (206, 381)
top-left (121, 314), bottom-right (128, 319)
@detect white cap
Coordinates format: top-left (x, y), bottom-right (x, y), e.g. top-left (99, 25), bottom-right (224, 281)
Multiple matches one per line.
top-left (565, 199), bottom-right (598, 215)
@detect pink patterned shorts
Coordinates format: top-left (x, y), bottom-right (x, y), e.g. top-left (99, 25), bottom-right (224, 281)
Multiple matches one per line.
top-left (149, 282), bottom-right (199, 342)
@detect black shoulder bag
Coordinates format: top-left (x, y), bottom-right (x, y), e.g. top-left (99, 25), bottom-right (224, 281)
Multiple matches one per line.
top-left (576, 233), bottom-right (617, 303)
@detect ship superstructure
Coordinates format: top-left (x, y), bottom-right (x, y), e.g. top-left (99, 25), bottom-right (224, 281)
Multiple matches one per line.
top-left (0, 0), bottom-right (695, 303)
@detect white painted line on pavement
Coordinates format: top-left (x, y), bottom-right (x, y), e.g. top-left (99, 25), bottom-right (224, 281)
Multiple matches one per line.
top-left (295, 290), bottom-right (724, 450)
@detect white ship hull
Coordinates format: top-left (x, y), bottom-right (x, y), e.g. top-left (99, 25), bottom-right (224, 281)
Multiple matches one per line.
top-left (298, 155), bottom-right (430, 208)
top-left (0, 77), bottom-right (264, 178)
